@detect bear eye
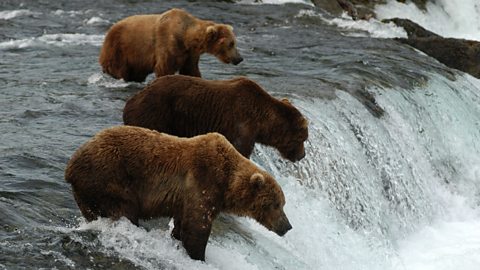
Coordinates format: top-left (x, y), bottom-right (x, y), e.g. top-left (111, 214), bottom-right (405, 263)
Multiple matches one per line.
top-left (229, 42), bottom-right (234, 48)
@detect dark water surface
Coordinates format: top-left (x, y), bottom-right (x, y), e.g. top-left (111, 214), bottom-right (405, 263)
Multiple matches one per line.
top-left (1, 0), bottom-right (477, 269)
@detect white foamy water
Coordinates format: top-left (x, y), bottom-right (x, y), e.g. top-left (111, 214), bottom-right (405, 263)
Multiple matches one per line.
top-left (0, 33), bottom-right (104, 50)
top-left (375, 0), bottom-right (480, 41)
top-left (394, 219), bottom-right (480, 270)
top-left (237, 0), bottom-right (313, 6)
top-left (85, 16), bottom-right (110, 26)
top-left (0, 9), bottom-right (40, 20)
top-left (52, 9), bottom-right (84, 17)
top-left (87, 73), bottom-right (133, 88)
top-left (296, 9), bottom-right (407, 38)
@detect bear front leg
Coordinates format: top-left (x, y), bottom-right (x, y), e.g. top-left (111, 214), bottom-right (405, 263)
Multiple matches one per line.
top-left (181, 221), bottom-right (212, 261)
top-left (171, 217), bottom-right (182, 240)
top-left (179, 203), bottom-right (214, 261)
top-left (179, 55), bottom-right (201, 77)
top-left (154, 57), bottom-right (177, 78)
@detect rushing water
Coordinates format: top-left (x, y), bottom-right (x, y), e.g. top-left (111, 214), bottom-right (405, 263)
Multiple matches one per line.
top-left (1, 0), bottom-right (479, 269)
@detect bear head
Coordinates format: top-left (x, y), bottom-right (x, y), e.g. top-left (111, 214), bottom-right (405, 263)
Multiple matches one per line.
top-left (227, 171), bottom-right (292, 236)
top-left (275, 99), bottom-right (309, 162)
top-left (206, 24), bottom-right (243, 65)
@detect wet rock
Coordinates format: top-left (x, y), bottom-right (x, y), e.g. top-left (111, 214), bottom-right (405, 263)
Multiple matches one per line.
top-left (382, 18), bottom-right (439, 38)
top-left (395, 0), bottom-right (427, 10)
top-left (395, 36), bottom-right (480, 79)
top-left (311, 0), bottom-right (428, 20)
top-left (311, 0), bottom-right (345, 17)
top-left (353, 88), bottom-right (385, 117)
top-left (311, 0), bottom-right (376, 20)
top-left (384, 18), bottom-right (480, 79)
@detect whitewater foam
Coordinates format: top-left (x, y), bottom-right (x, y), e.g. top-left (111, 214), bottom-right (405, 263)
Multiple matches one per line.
top-left (375, 0), bottom-right (480, 41)
top-left (394, 219), bottom-right (480, 270)
top-left (87, 73), bottom-right (133, 89)
top-left (85, 16), bottom-right (110, 26)
top-left (0, 9), bottom-right (40, 20)
top-left (52, 9), bottom-right (84, 17)
top-left (237, 0), bottom-right (313, 6)
top-left (296, 10), bottom-right (407, 38)
top-left (0, 33), bottom-right (104, 50)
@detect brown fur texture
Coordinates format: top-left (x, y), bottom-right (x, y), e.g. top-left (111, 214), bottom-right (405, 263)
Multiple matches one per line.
top-left (65, 126), bottom-right (291, 261)
top-left (123, 75), bottom-right (309, 162)
top-left (99, 8), bottom-right (243, 82)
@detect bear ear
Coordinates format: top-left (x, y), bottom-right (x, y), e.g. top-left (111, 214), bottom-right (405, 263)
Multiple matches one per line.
top-left (250, 173), bottom-right (265, 188)
top-left (225, 24), bottom-right (234, 32)
top-left (207, 25), bottom-right (220, 42)
top-left (281, 98), bottom-right (292, 105)
top-left (301, 117), bottom-right (308, 128)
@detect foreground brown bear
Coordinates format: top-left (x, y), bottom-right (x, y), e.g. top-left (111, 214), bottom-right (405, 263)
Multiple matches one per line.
top-left (65, 126), bottom-right (291, 261)
top-left (99, 8), bottom-right (243, 82)
top-left (123, 75), bottom-right (309, 162)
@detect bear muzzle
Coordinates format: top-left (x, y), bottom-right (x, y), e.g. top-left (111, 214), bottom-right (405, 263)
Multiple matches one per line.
top-left (231, 53), bottom-right (243, 65)
top-left (274, 214), bottom-right (292, 236)
top-left (284, 147), bottom-right (306, 162)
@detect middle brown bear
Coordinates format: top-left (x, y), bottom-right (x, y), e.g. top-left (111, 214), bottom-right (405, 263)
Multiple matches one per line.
top-left (123, 75), bottom-right (309, 162)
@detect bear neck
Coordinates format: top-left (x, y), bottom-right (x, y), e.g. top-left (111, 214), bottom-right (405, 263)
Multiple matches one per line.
top-left (256, 105), bottom-right (287, 148)
top-left (222, 165), bottom-right (258, 217)
top-left (184, 22), bottom-right (214, 54)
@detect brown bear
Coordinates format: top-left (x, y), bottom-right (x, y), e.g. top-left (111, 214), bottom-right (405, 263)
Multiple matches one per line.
top-left (123, 75), bottom-right (309, 162)
top-left (99, 8), bottom-right (243, 82)
top-left (65, 126), bottom-right (292, 261)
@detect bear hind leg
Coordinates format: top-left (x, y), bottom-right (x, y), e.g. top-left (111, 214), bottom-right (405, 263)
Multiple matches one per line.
top-left (73, 189), bottom-right (139, 225)
top-left (100, 195), bottom-right (140, 225)
top-left (122, 64), bottom-right (149, 83)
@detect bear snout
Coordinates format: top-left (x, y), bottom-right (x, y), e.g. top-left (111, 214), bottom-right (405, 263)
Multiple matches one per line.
top-left (284, 147), bottom-right (306, 162)
top-left (274, 213), bottom-right (292, 236)
top-left (232, 54), bottom-right (243, 65)
top-left (296, 148), bottom-right (306, 161)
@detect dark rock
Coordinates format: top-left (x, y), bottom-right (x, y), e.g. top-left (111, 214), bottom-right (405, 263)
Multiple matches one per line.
top-left (311, 0), bottom-right (376, 20)
top-left (382, 18), bottom-right (439, 38)
top-left (311, 0), bottom-right (345, 17)
top-left (385, 18), bottom-right (480, 79)
top-left (395, 36), bottom-right (480, 79)
top-left (311, 0), bottom-right (428, 20)
top-left (353, 88), bottom-right (385, 117)
top-left (395, 0), bottom-right (427, 10)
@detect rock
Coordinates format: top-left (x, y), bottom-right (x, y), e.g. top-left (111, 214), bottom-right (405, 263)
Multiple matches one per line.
top-left (385, 18), bottom-right (480, 79)
top-left (395, 0), bottom-right (427, 10)
top-left (382, 18), bottom-right (439, 38)
top-left (395, 36), bottom-right (480, 79)
top-left (311, 0), bottom-right (345, 17)
top-left (311, 0), bottom-right (428, 20)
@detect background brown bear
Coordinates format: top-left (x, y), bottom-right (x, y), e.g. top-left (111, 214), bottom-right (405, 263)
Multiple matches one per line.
top-left (123, 75), bottom-right (309, 162)
top-left (99, 8), bottom-right (243, 82)
top-left (65, 126), bottom-right (291, 261)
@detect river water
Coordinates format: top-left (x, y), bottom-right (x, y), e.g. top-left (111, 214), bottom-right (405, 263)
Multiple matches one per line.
top-left (1, 0), bottom-right (479, 269)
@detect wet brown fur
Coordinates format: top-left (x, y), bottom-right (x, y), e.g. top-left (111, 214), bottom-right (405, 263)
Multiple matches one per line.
top-left (99, 8), bottom-right (242, 82)
top-left (123, 75), bottom-right (309, 162)
top-left (65, 126), bottom-right (291, 261)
